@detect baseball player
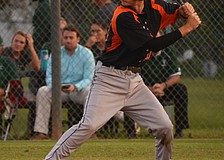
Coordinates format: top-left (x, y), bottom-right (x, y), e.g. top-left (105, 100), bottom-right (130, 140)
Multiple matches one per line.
top-left (45, 0), bottom-right (201, 159)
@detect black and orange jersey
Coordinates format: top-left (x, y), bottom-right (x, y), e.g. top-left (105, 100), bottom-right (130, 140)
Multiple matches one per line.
top-left (99, 0), bottom-right (182, 67)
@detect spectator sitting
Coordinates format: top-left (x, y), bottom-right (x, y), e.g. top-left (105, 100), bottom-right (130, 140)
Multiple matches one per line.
top-left (85, 21), bottom-right (108, 59)
top-left (141, 31), bottom-right (189, 138)
top-left (1, 31), bottom-right (40, 77)
top-left (1, 32), bottom-right (39, 139)
top-left (31, 25), bottom-right (95, 140)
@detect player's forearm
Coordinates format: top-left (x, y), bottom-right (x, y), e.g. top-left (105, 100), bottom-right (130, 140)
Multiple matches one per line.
top-left (178, 12), bottom-right (201, 37)
top-left (144, 30), bottom-right (182, 52)
top-left (146, 14), bottom-right (201, 52)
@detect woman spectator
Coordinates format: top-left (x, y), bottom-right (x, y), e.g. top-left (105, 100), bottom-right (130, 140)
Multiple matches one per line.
top-left (85, 21), bottom-right (108, 59)
top-left (2, 31), bottom-right (40, 77)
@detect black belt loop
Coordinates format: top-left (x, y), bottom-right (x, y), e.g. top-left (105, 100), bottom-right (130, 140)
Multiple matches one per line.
top-left (103, 64), bottom-right (141, 73)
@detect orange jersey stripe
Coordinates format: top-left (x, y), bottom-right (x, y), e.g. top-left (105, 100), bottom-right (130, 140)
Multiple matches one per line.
top-left (151, 0), bottom-right (179, 29)
top-left (106, 6), bottom-right (139, 52)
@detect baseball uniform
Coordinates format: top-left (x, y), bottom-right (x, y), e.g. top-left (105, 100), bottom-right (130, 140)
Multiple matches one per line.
top-left (45, 0), bottom-right (184, 159)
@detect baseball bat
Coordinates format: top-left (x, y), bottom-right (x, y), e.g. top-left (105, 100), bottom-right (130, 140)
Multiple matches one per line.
top-left (177, 0), bottom-right (185, 5)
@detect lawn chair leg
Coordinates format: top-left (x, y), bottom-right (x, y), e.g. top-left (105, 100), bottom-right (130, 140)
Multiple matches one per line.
top-left (4, 122), bottom-right (11, 141)
top-left (3, 103), bottom-right (18, 141)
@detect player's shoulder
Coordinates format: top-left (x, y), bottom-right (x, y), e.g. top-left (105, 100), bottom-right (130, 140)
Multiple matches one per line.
top-left (113, 6), bottom-right (137, 19)
top-left (112, 6), bottom-right (138, 26)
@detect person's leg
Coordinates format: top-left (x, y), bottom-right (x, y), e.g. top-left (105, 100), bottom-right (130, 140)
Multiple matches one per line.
top-left (165, 83), bottom-right (189, 137)
top-left (33, 86), bottom-right (52, 136)
top-left (61, 88), bottom-right (86, 128)
top-left (122, 77), bottom-right (173, 160)
top-left (44, 62), bottom-right (136, 159)
top-left (27, 71), bottom-right (46, 138)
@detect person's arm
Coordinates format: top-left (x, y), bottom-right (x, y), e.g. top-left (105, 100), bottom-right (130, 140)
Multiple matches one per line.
top-left (27, 34), bottom-right (40, 71)
top-left (178, 12), bottom-right (201, 36)
top-left (143, 10), bottom-right (201, 53)
top-left (85, 36), bottom-right (97, 49)
top-left (45, 54), bottom-right (52, 87)
top-left (163, 75), bottom-right (180, 89)
top-left (116, 8), bottom-right (201, 53)
top-left (151, 75), bottom-right (180, 97)
top-left (74, 49), bottom-right (95, 91)
top-left (177, 2), bottom-right (201, 36)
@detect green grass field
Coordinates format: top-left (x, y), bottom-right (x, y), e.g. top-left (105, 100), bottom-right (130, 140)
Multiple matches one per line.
top-left (180, 78), bottom-right (224, 138)
top-left (1, 78), bottom-right (224, 159)
top-left (1, 139), bottom-right (224, 160)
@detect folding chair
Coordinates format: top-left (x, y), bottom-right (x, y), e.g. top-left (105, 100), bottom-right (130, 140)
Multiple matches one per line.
top-left (0, 80), bottom-right (27, 141)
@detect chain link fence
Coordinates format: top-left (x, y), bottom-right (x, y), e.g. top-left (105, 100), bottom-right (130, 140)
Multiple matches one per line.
top-left (0, 0), bottom-right (223, 140)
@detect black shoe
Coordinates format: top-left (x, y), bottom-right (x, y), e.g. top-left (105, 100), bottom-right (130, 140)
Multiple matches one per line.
top-left (174, 131), bottom-right (184, 138)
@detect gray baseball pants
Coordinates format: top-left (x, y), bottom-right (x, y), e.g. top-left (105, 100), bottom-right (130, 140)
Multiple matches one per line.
top-left (45, 61), bottom-right (173, 160)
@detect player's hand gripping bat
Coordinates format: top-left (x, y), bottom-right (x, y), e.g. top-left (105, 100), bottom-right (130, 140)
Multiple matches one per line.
top-left (177, 0), bottom-right (204, 28)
